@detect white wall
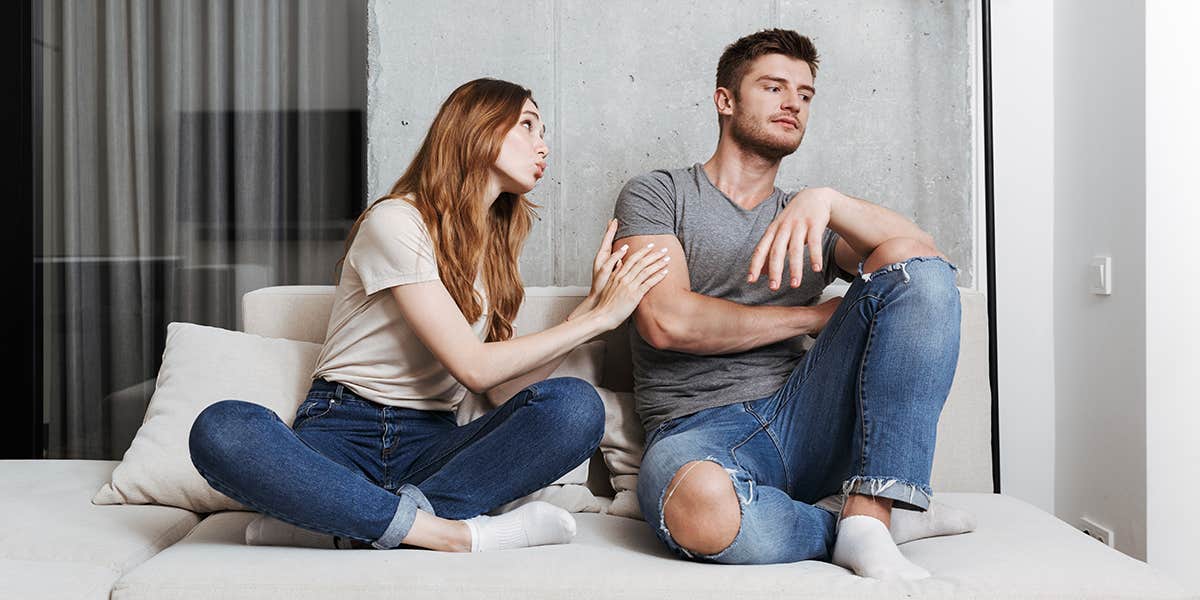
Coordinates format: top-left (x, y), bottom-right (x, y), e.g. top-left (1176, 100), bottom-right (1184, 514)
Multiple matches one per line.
top-left (1145, 1), bottom-right (1200, 593)
top-left (990, 0), bottom-right (1057, 515)
top-left (1053, 0), bottom-right (1147, 560)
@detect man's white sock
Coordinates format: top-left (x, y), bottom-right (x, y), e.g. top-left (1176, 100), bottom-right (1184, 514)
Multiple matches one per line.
top-left (245, 515), bottom-right (354, 549)
top-left (815, 495), bottom-right (976, 545)
top-left (832, 515), bottom-right (931, 580)
top-left (890, 500), bottom-right (977, 544)
top-left (464, 501), bottom-right (576, 552)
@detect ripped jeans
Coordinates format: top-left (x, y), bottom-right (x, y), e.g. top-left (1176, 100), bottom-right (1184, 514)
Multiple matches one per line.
top-left (637, 256), bottom-right (961, 564)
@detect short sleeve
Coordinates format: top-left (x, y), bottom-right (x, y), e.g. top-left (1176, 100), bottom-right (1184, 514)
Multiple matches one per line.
top-left (347, 201), bottom-right (440, 295)
top-left (613, 171), bottom-right (677, 240)
top-left (821, 228), bottom-right (856, 285)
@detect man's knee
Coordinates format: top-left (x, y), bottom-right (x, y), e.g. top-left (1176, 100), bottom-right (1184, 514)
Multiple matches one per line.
top-left (662, 460), bottom-right (741, 556)
top-left (861, 237), bottom-right (943, 275)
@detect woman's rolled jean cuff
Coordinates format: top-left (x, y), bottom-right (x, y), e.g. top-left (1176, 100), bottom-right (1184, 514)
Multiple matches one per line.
top-left (841, 475), bottom-right (932, 513)
top-left (372, 483), bottom-right (434, 549)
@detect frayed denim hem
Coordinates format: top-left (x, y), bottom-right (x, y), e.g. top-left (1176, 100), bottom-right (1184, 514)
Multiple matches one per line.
top-left (857, 255), bottom-right (960, 283)
top-left (840, 475), bottom-right (933, 516)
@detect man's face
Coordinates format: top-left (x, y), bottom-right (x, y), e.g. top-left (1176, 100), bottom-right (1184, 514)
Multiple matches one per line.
top-left (720, 53), bottom-right (815, 160)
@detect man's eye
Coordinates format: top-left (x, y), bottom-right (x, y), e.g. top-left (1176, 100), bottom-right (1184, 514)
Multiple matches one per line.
top-left (768, 86), bottom-right (781, 92)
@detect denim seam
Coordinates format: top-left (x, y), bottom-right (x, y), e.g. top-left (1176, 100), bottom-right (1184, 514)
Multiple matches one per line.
top-left (380, 406), bottom-right (393, 485)
top-left (742, 402), bottom-right (790, 489)
top-left (195, 464), bottom-right (376, 542)
top-left (855, 305), bottom-right (885, 473)
top-left (799, 293), bottom-right (883, 384)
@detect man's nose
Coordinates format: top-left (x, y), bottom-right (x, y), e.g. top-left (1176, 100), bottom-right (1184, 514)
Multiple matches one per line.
top-left (780, 91), bottom-right (801, 112)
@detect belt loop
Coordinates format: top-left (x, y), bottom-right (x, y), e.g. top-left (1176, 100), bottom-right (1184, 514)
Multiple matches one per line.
top-left (334, 383), bottom-right (345, 401)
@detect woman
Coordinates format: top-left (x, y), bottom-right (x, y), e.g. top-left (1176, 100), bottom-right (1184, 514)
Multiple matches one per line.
top-left (188, 78), bottom-right (670, 552)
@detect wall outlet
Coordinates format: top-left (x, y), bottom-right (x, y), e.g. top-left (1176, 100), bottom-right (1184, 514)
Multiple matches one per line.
top-left (1079, 516), bottom-right (1115, 547)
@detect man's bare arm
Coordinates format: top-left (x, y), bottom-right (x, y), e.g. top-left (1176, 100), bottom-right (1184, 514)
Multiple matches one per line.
top-left (619, 234), bottom-right (835, 356)
top-left (749, 187), bottom-right (940, 289)
top-left (828, 191), bottom-right (937, 258)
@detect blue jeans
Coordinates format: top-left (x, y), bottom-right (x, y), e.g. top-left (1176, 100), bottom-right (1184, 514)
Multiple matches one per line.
top-left (637, 256), bottom-right (961, 564)
top-left (189, 376), bottom-right (604, 549)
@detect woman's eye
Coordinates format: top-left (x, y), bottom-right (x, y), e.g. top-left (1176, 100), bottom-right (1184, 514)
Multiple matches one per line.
top-left (521, 120), bottom-right (533, 130)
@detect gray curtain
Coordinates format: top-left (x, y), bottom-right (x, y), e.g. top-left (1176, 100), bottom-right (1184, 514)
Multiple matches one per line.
top-left (38, 0), bottom-right (366, 459)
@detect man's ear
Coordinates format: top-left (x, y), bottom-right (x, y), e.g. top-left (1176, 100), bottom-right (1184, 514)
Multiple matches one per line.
top-left (713, 87), bottom-right (735, 117)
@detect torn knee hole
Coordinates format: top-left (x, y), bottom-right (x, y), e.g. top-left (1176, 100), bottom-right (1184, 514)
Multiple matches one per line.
top-left (660, 460), bottom-right (742, 556)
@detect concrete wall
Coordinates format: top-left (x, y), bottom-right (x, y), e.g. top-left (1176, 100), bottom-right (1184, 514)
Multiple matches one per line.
top-left (1145, 1), bottom-right (1200, 593)
top-left (991, 0), bottom-right (1056, 515)
top-left (368, 0), bottom-right (976, 287)
top-left (1053, 0), bottom-right (1147, 560)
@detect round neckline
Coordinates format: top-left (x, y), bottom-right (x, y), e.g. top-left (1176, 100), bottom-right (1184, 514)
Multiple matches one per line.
top-left (693, 163), bottom-right (783, 214)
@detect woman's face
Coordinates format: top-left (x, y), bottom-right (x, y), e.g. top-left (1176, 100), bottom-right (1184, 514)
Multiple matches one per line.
top-left (491, 98), bottom-right (549, 195)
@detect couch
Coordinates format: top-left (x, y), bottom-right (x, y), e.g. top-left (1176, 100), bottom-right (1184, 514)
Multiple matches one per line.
top-left (1, 285), bottom-right (1192, 599)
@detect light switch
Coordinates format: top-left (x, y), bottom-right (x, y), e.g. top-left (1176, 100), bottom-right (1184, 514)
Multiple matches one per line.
top-left (1089, 256), bottom-right (1112, 295)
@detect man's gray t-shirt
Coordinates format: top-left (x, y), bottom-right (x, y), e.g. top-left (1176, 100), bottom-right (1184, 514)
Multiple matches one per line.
top-left (613, 163), bottom-right (855, 434)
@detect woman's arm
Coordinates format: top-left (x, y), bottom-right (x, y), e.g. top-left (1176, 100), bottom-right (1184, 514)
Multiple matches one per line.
top-left (482, 300), bottom-right (595, 407)
top-left (389, 242), bottom-right (667, 397)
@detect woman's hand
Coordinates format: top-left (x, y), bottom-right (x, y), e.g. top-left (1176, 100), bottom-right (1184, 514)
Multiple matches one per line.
top-left (586, 242), bottom-right (671, 330)
top-left (569, 218), bottom-right (624, 320)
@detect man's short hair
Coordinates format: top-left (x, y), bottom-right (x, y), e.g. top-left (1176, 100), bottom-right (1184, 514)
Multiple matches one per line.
top-left (716, 29), bottom-right (820, 97)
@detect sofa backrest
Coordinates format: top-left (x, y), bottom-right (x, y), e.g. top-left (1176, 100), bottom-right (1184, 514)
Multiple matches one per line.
top-left (244, 285), bottom-right (994, 494)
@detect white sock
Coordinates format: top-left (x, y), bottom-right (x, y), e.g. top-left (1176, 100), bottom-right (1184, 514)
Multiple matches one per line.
top-left (245, 514), bottom-right (355, 549)
top-left (815, 495), bottom-right (976, 545)
top-left (832, 515), bottom-right (931, 580)
top-left (464, 501), bottom-right (576, 552)
top-left (890, 500), bottom-right (977, 545)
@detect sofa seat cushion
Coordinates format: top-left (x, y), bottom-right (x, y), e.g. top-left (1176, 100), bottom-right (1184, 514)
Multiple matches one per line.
top-left (0, 460), bottom-right (200, 573)
top-left (111, 493), bottom-right (1189, 599)
top-left (0, 559), bottom-right (120, 600)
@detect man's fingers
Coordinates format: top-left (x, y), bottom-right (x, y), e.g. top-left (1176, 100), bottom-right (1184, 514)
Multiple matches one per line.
top-left (787, 226), bottom-right (807, 288)
top-left (748, 223), bottom-right (778, 283)
top-left (767, 227), bottom-right (791, 290)
top-left (807, 227), bottom-right (824, 275)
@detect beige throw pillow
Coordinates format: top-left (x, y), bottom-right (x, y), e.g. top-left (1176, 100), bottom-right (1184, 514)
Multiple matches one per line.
top-left (93, 323), bottom-right (322, 513)
top-left (595, 387), bottom-right (646, 519)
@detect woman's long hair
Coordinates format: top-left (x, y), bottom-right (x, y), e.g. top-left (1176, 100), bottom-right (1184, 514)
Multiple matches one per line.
top-left (338, 78), bottom-right (538, 342)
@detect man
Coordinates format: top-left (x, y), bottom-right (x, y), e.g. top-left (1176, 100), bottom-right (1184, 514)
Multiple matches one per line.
top-left (613, 29), bottom-right (973, 579)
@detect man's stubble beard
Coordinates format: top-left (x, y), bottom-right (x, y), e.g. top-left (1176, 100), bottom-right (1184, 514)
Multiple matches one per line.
top-left (728, 111), bottom-right (805, 162)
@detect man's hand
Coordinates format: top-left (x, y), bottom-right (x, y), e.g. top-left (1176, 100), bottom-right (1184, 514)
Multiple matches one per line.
top-left (748, 187), bottom-right (842, 290)
top-left (806, 296), bottom-right (843, 339)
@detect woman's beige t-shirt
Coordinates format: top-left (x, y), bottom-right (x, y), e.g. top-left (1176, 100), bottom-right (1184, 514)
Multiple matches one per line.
top-left (311, 196), bottom-right (487, 410)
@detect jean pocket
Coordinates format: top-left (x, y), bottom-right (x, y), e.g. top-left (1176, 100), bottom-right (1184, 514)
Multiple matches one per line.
top-left (293, 398), bottom-right (336, 430)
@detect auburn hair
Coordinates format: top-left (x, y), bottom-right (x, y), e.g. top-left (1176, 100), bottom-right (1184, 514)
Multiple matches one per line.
top-left (338, 78), bottom-right (538, 342)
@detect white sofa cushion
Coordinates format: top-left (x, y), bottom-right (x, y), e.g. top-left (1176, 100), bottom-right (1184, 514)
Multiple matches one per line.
top-left (0, 460), bottom-right (199, 573)
top-left (110, 492), bottom-right (1191, 600)
top-left (0, 560), bottom-right (120, 600)
top-left (92, 323), bottom-right (322, 513)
